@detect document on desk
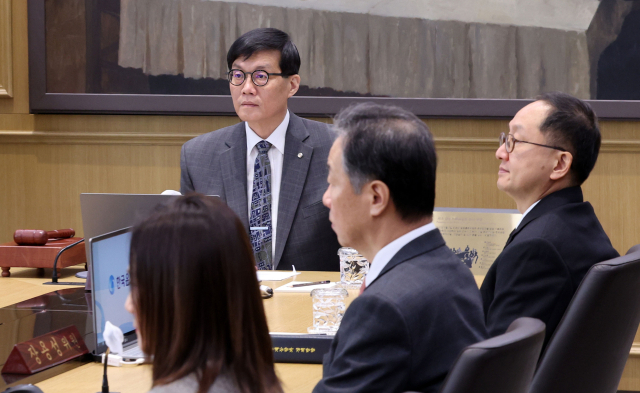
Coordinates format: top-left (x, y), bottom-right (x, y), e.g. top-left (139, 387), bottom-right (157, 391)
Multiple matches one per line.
top-left (257, 270), bottom-right (300, 281)
top-left (274, 281), bottom-right (336, 293)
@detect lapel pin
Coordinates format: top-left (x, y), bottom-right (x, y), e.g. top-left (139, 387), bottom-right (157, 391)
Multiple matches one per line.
top-left (297, 153), bottom-right (303, 158)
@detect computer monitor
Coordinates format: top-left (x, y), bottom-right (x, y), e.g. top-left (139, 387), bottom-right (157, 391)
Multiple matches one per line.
top-left (89, 227), bottom-right (136, 355)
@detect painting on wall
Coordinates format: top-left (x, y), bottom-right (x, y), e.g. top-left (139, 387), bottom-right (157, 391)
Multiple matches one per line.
top-left (28, 0), bottom-right (640, 117)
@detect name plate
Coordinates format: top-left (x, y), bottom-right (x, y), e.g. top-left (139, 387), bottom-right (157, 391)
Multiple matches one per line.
top-left (270, 333), bottom-right (334, 364)
top-left (1, 325), bottom-right (89, 375)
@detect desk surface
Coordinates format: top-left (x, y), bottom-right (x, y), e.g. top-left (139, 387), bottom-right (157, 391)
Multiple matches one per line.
top-left (2, 266), bottom-right (485, 393)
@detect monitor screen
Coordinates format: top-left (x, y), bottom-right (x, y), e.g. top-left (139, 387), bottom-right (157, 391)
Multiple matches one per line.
top-left (91, 229), bottom-right (135, 350)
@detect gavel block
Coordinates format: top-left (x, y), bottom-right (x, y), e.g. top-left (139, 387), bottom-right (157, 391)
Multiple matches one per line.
top-left (14, 229), bottom-right (75, 246)
top-left (0, 237), bottom-right (86, 278)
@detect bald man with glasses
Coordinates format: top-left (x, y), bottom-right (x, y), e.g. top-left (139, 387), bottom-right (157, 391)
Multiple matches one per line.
top-left (480, 92), bottom-right (619, 348)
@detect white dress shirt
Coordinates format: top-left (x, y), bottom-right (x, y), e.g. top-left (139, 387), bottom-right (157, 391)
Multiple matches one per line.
top-left (246, 110), bottom-right (289, 263)
top-left (515, 200), bottom-right (540, 229)
top-left (365, 222), bottom-right (438, 287)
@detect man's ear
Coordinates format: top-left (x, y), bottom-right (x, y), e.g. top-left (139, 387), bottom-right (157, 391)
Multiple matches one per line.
top-left (368, 180), bottom-right (390, 218)
top-left (288, 75), bottom-right (300, 98)
top-left (550, 151), bottom-right (573, 181)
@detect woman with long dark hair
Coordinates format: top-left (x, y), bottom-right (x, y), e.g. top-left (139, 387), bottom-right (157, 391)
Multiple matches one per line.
top-left (125, 194), bottom-right (281, 393)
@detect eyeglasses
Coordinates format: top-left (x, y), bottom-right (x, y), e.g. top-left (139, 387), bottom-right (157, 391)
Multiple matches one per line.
top-left (499, 132), bottom-right (567, 153)
top-left (227, 69), bottom-right (288, 87)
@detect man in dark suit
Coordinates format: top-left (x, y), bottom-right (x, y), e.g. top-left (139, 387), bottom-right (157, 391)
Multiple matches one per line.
top-left (180, 28), bottom-right (340, 271)
top-left (314, 103), bottom-right (487, 393)
top-left (481, 92), bottom-right (619, 347)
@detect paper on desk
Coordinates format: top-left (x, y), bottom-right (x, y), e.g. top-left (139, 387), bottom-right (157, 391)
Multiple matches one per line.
top-left (274, 281), bottom-right (336, 293)
top-left (257, 270), bottom-right (300, 281)
top-left (161, 190), bottom-right (182, 195)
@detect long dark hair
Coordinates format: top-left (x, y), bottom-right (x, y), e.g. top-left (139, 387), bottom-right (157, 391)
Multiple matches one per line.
top-left (129, 194), bottom-right (281, 393)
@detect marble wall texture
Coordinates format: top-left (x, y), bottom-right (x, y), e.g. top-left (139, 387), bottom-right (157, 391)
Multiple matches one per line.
top-left (118, 0), bottom-right (591, 99)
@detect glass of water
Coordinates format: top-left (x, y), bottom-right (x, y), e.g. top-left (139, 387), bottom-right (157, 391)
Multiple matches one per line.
top-left (307, 287), bottom-right (349, 335)
top-left (338, 247), bottom-right (370, 289)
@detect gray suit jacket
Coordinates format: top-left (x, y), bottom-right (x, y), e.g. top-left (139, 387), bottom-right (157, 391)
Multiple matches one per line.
top-left (314, 229), bottom-right (488, 393)
top-left (180, 113), bottom-right (340, 271)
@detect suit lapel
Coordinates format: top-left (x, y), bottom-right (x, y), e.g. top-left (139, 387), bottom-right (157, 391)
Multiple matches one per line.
top-left (220, 124), bottom-right (249, 230)
top-left (370, 229), bottom-right (447, 287)
top-left (504, 186), bottom-right (584, 247)
top-left (274, 114), bottom-right (313, 268)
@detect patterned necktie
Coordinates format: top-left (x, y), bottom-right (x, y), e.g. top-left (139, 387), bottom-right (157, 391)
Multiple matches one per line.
top-left (250, 140), bottom-right (273, 270)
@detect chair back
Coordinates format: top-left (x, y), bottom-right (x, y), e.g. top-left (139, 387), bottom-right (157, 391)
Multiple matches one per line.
top-left (438, 317), bottom-right (545, 393)
top-left (529, 249), bottom-right (640, 393)
top-left (627, 244), bottom-right (640, 255)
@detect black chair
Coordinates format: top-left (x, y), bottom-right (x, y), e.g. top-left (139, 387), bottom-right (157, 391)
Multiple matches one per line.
top-left (437, 317), bottom-right (546, 393)
top-left (627, 244), bottom-right (640, 255)
top-left (529, 248), bottom-right (640, 393)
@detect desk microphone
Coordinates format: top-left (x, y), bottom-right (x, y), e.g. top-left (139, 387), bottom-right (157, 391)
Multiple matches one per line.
top-left (43, 238), bottom-right (85, 286)
top-left (14, 228), bottom-right (75, 246)
top-left (98, 348), bottom-right (119, 393)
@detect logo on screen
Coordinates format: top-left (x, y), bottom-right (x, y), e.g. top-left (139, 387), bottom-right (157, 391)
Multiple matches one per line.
top-left (108, 273), bottom-right (130, 295)
top-left (109, 275), bottom-right (115, 295)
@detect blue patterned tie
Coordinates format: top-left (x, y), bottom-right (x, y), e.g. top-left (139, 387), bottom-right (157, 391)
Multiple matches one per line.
top-left (250, 140), bottom-right (273, 270)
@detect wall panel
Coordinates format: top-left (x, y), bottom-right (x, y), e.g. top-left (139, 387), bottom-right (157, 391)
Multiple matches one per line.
top-left (1, 116), bottom-right (637, 257)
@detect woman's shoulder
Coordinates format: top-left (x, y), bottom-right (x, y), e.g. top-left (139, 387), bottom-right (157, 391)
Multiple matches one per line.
top-left (148, 373), bottom-right (239, 393)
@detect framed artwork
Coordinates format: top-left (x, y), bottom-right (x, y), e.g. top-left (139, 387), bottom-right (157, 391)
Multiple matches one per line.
top-left (28, 0), bottom-right (640, 118)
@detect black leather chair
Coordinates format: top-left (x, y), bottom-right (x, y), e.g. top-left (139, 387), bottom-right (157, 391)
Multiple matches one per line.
top-left (437, 317), bottom-right (546, 393)
top-left (627, 244), bottom-right (640, 255)
top-left (529, 248), bottom-right (640, 393)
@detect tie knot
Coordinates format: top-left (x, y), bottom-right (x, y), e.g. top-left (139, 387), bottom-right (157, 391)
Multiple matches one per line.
top-left (256, 140), bottom-right (272, 155)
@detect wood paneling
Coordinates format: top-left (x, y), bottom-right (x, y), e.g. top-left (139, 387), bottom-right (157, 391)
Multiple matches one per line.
top-left (0, 142), bottom-right (182, 239)
top-left (1, 117), bottom-right (637, 256)
top-left (0, 0), bottom-right (28, 113)
top-left (0, 0), bottom-right (13, 98)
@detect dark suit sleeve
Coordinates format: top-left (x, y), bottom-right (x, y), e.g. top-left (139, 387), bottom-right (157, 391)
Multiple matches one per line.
top-left (180, 143), bottom-right (195, 194)
top-left (313, 295), bottom-right (412, 393)
top-left (486, 238), bottom-right (572, 337)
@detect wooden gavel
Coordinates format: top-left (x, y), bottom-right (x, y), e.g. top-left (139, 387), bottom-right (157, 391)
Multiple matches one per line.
top-left (13, 229), bottom-right (75, 246)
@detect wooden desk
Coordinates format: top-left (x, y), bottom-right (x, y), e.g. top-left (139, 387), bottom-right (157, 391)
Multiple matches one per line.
top-left (2, 268), bottom-right (346, 393)
top-left (10, 269), bottom-right (638, 392)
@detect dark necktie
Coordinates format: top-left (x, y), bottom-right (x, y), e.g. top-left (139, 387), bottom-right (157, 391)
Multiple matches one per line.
top-left (504, 228), bottom-right (518, 248)
top-left (250, 140), bottom-right (273, 270)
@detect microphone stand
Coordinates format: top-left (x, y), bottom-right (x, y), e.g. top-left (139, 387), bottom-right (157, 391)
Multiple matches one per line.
top-left (98, 348), bottom-right (119, 393)
top-left (43, 238), bottom-right (86, 286)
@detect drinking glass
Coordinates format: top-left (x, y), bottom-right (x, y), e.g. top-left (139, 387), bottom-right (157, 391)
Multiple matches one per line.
top-left (307, 287), bottom-right (349, 335)
top-left (338, 247), bottom-right (369, 289)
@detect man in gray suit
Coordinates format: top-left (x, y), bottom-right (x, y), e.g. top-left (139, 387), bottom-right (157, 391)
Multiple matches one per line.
top-left (180, 28), bottom-right (340, 271)
top-left (315, 103), bottom-right (487, 393)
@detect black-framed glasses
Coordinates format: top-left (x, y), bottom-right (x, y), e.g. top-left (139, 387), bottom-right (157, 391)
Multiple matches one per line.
top-left (499, 132), bottom-right (567, 153)
top-left (227, 69), bottom-right (287, 86)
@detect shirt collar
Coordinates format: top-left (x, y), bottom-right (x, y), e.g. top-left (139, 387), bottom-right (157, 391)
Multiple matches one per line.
top-left (365, 222), bottom-right (437, 287)
top-left (515, 199), bottom-right (540, 229)
top-left (245, 110), bottom-right (289, 155)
